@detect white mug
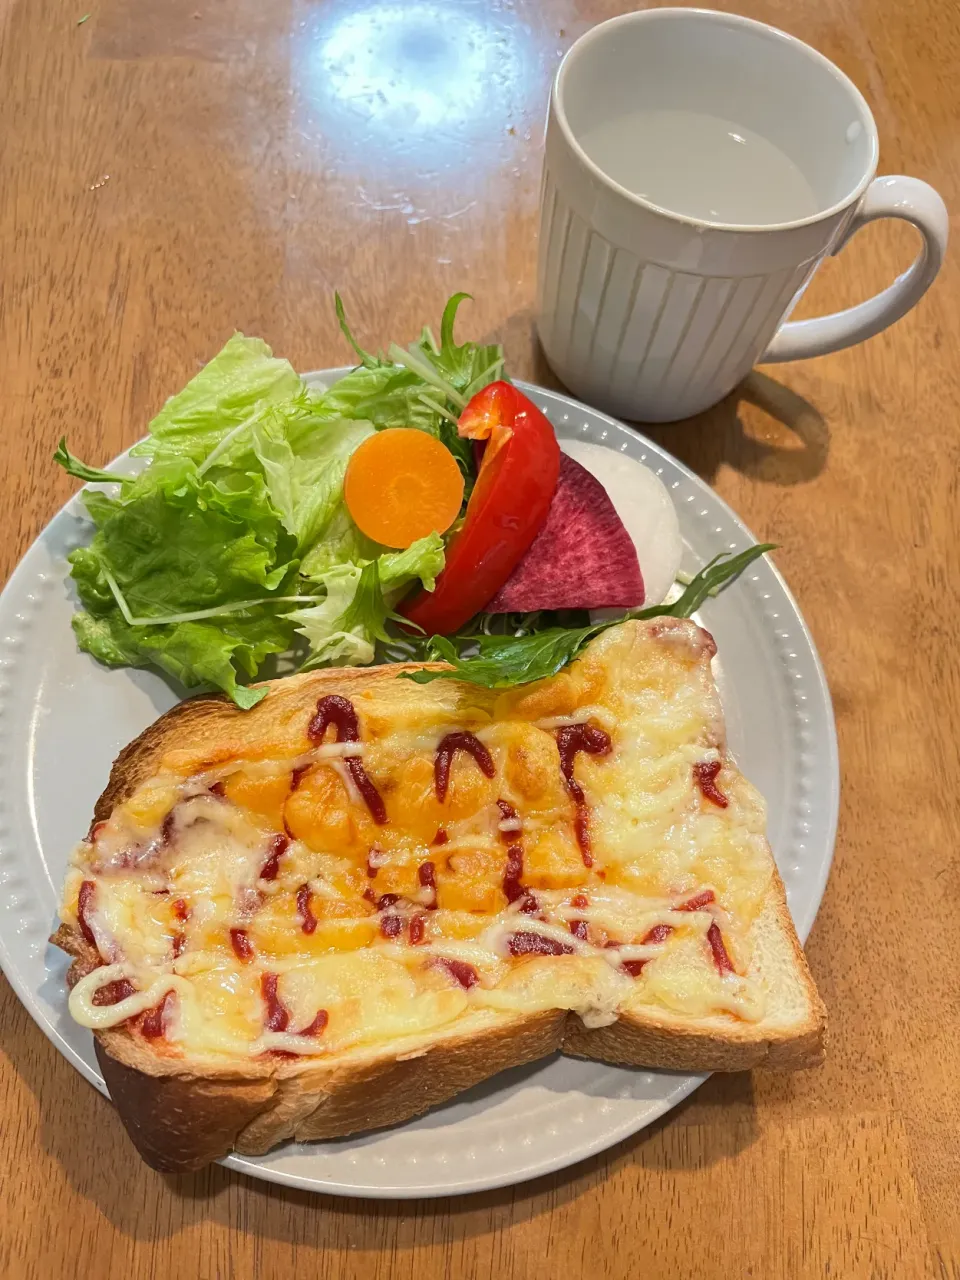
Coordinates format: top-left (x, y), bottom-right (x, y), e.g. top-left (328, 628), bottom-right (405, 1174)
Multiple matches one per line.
top-left (536, 8), bottom-right (948, 423)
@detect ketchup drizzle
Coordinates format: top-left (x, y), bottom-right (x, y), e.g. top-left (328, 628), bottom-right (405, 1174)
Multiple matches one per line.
top-left (693, 760), bottom-right (728, 808)
top-left (496, 798), bottom-right (518, 826)
top-left (409, 914), bottom-right (426, 945)
top-left (230, 928), bottom-right (254, 962)
top-left (141, 992), bottom-right (172, 1039)
top-left (432, 957), bottom-right (479, 989)
top-left (496, 799), bottom-right (526, 905)
top-left (434, 731), bottom-right (495, 803)
top-left (301, 1009), bottom-right (329, 1036)
top-left (346, 760), bottom-right (387, 822)
top-left (77, 880), bottom-right (97, 947)
top-left (617, 922), bottom-right (674, 977)
top-left (677, 889), bottom-right (716, 912)
top-left (260, 833), bottom-right (288, 881)
top-left (506, 932), bottom-right (574, 957)
top-left (502, 846), bottom-right (524, 904)
top-left (377, 892), bottom-right (403, 937)
top-left (555, 724), bottom-right (611, 866)
top-left (418, 861), bottom-right (438, 909)
top-left (261, 973), bottom-right (290, 1032)
top-left (308, 692), bottom-right (358, 743)
top-left (707, 921), bottom-right (735, 974)
top-left (93, 978), bottom-right (136, 1007)
top-left (297, 884), bottom-right (318, 935)
top-left (307, 694), bottom-right (386, 823)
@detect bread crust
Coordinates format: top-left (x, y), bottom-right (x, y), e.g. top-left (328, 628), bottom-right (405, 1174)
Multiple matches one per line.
top-left (53, 636), bottom-right (826, 1172)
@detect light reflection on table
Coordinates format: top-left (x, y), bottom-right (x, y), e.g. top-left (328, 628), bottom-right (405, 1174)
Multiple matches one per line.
top-left (291, 0), bottom-right (552, 184)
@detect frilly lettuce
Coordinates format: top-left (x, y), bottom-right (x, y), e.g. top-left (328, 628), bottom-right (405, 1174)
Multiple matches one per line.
top-left (252, 415), bottom-right (374, 554)
top-left (130, 333), bottom-right (303, 463)
top-left (291, 534), bottom-right (445, 668)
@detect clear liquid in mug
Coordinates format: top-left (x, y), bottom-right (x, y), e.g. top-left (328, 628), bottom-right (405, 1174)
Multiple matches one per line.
top-left (578, 108), bottom-right (820, 226)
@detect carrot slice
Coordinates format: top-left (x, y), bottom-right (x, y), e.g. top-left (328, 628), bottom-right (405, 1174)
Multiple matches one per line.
top-left (344, 429), bottom-right (464, 549)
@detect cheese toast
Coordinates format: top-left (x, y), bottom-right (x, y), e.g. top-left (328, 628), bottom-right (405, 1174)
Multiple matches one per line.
top-left (53, 618), bottom-right (825, 1172)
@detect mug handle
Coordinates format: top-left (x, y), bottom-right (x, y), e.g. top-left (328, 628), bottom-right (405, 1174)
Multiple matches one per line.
top-left (761, 176), bottom-right (948, 363)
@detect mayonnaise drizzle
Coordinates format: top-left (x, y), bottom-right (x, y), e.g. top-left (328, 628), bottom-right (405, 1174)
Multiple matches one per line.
top-left (69, 964), bottom-right (190, 1029)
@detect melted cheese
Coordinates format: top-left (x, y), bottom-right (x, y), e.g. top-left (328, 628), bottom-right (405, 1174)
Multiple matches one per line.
top-left (473, 956), bottom-right (629, 1027)
top-left (60, 620), bottom-right (773, 1061)
top-left (635, 933), bottom-right (765, 1020)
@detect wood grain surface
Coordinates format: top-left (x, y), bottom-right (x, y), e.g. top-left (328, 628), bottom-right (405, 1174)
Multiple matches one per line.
top-left (1, 0), bottom-right (957, 1276)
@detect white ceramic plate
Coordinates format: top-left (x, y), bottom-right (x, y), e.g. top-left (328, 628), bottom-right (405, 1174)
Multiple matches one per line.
top-left (0, 374), bottom-right (838, 1198)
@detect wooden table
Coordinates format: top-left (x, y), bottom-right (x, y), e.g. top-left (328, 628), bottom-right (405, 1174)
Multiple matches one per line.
top-left (2, 0), bottom-right (957, 1275)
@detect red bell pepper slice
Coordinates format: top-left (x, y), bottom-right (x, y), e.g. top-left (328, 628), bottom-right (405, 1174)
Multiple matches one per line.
top-left (400, 382), bottom-right (560, 635)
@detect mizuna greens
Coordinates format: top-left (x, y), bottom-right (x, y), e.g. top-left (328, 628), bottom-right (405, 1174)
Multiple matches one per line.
top-left (400, 546), bottom-right (777, 690)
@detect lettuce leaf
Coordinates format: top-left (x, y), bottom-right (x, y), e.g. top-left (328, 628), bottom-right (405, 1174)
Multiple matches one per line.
top-left (73, 608), bottom-right (293, 709)
top-left (135, 613), bottom-right (294, 708)
top-left (71, 610), bottom-right (151, 669)
top-left (292, 533), bottom-right (444, 669)
top-left (290, 564), bottom-right (375, 667)
top-left (71, 470), bottom-right (296, 618)
top-left (131, 334), bottom-right (302, 463)
top-left (299, 505), bottom-right (381, 578)
top-left (311, 364), bottom-right (443, 435)
top-left (379, 535), bottom-right (445, 594)
top-left (63, 443), bottom-right (302, 705)
top-left (252, 416), bottom-right (374, 554)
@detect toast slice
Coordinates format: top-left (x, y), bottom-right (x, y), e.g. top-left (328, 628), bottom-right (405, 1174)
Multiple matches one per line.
top-left (53, 618), bottom-right (825, 1172)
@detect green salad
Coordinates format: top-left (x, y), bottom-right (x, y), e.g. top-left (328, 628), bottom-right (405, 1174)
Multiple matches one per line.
top-left (56, 295), bottom-right (501, 708)
top-left (56, 293), bottom-right (772, 708)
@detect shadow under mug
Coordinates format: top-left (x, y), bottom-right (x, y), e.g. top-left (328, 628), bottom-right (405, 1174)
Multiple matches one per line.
top-left (536, 8), bottom-right (948, 423)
